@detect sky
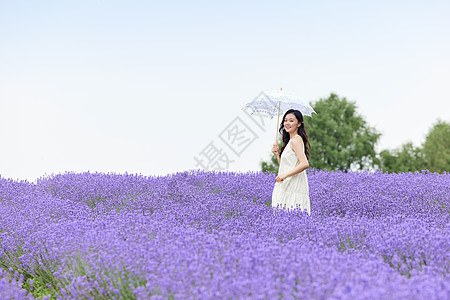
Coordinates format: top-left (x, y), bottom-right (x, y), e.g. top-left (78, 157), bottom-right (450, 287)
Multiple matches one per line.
top-left (1, 0), bottom-right (449, 183)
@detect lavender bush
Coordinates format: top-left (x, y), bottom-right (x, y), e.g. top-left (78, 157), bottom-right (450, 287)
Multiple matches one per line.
top-left (0, 168), bottom-right (449, 299)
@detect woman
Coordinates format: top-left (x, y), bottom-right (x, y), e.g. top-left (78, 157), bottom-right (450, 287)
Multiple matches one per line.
top-left (271, 109), bottom-right (311, 216)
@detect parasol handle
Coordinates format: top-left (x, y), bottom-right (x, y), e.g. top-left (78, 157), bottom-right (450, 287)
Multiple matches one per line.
top-left (275, 100), bottom-right (280, 145)
top-left (275, 87), bottom-right (282, 145)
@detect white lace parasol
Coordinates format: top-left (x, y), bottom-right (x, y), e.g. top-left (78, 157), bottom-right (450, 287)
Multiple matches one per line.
top-left (241, 88), bottom-right (317, 142)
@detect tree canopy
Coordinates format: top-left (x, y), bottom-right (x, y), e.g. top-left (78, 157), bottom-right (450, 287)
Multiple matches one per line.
top-left (378, 142), bottom-right (427, 173)
top-left (423, 119), bottom-right (450, 173)
top-left (379, 119), bottom-right (450, 174)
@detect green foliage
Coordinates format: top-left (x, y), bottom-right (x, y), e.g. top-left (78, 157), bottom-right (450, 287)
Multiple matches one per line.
top-left (379, 119), bottom-right (449, 174)
top-left (0, 244), bottom-right (60, 299)
top-left (422, 119), bottom-right (450, 173)
top-left (307, 93), bottom-right (381, 171)
top-left (378, 142), bottom-right (427, 173)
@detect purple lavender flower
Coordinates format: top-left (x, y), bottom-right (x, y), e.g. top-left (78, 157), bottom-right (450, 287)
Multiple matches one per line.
top-left (0, 169), bottom-right (449, 299)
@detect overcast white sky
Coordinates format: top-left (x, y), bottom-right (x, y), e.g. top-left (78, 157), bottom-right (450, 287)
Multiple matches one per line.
top-left (1, 0), bottom-right (449, 183)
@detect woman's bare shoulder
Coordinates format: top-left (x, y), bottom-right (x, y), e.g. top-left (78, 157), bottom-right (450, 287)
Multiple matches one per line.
top-left (291, 135), bottom-right (304, 145)
top-left (290, 135), bottom-right (303, 151)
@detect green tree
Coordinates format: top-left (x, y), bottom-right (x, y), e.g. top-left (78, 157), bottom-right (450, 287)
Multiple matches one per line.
top-left (422, 119), bottom-right (450, 173)
top-left (261, 93), bottom-right (381, 173)
top-left (378, 142), bottom-right (427, 173)
top-left (378, 119), bottom-right (449, 174)
top-left (307, 93), bottom-right (381, 171)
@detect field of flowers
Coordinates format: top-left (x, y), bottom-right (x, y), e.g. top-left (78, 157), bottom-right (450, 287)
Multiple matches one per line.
top-left (0, 168), bottom-right (449, 299)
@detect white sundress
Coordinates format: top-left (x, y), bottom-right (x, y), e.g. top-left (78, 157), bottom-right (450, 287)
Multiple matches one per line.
top-left (271, 135), bottom-right (311, 216)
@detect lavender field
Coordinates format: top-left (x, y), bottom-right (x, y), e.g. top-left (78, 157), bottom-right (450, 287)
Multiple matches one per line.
top-left (0, 169), bottom-right (449, 299)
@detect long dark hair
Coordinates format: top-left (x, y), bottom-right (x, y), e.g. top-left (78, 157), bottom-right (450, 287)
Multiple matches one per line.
top-left (278, 109), bottom-right (311, 160)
